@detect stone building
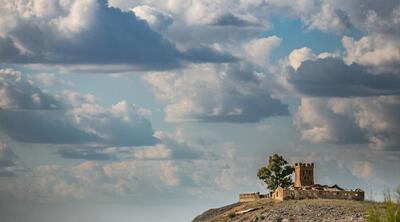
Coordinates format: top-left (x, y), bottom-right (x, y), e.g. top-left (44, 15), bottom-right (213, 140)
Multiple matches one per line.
top-left (239, 162), bottom-right (364, 202)
top-left (294, 162), bottom-right (314, 187)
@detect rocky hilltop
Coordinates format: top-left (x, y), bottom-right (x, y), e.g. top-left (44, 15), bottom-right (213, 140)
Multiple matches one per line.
top-left (192, 199), bottom-right (383, 222)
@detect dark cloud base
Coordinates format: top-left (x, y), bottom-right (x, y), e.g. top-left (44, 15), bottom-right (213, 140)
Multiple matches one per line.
top-left (289, 58), bottom-right (400, 97)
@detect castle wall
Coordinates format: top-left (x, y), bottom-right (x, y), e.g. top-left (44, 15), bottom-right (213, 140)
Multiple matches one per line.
top-left (239, 192), bottom-right (261, 202)
top-left (273, 189), bottom-right (364, 201)
top-left (239, 192), bottom-right (270, 202)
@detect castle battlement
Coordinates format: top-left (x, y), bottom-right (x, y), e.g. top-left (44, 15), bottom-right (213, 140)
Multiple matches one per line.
top-left (294, 162), bottom-right (314, 188)
top-left (295, 162), bottom-right (314, 167)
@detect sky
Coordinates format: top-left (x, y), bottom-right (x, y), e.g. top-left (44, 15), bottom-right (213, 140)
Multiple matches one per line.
top-left (0, 0), bottom-right (400, 221)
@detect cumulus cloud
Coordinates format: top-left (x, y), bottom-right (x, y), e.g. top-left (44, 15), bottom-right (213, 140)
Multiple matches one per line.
top-left (274, 0), bottom-right (400, 76)
top-left (56, 129), bottom-right (204, 161)
top-left (288, 58), bottom-right (400, 97)
top-left (0, 0), bottom-right (236, 70)
top-left (145, 63), bottom-right (288, 123)
top-left (287, 47), bottom-right (339, 70)
top-left (110, 0), bottom-right (265, 26)
top-left (174, 0), bottom-right (264, 27)
top-left (131, 5), bottom-right (173, 31)
top-left (343, 35), bottom-right (400, 74)
top-left (266, 0), bottom-right (352, 33)
top-left (295, 97), bottom-right (367, 144)
top-left (0, 69), bottom-right (60, 110)
top-left (0, 69), bottom-right (157, 146)
top-left (149, 130), bottom-right (204, 159)
top-left (296, 96), bottom-right (400, 149)
top-left (23, 160), bottom-right (182, 201)
top-left (0, 0), bottom-right (181, 69)
top-left (109, 0), bottom-right (271, 52)
top-left (267, 0), bottom-right (400, 35)
top-left (288, 47), bottom-right (316, 70)
top-left (244, 36), bottom-right (282, 66)
top-left (306, 3), bottom-right (352, 32)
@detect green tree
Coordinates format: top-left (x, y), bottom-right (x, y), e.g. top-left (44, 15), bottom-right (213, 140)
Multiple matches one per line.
top-left (257, 154), bottom-right (294, 191)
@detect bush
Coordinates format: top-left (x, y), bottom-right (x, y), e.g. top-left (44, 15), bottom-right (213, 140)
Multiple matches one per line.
top-left (368, 187), bottom-right (400, 222)
top-left (228, 212), bottom-right (236, 219)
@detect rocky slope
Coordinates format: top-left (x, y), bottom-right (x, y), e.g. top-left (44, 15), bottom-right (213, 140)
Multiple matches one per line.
top-left (192, 199), bottom-right (383, 222)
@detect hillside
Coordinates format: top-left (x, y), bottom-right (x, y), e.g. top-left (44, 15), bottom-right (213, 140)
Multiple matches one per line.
top-left (192, 199), bottom-right (384, 222)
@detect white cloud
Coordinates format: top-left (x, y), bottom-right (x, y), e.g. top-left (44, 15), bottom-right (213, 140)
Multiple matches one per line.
top-left (244, 36), bottom-right (282, 66)
top-left (111, 101), bottom-right (134, 122)
top-left (0, 68), bottom-right (157, 146)
top-left (53, 0), bottom-right (99, 37)
top-left (109, 0), bottom-right (270, 54)
top-left (295, 97), bottom-right (365, 144)
top-left (2, 0), bottom-right (246, 75)
top-left (0, 0), bottom-right (236, 70)
top-left (23, 159), bottom-right (182, 201)
top-left (343, 35), bottom-right (400, 74)
top-left (288, 47), bottom-right (315, 70)
top-left (306, 3), bottom-right (351, 32)
top-left (131, 5), bottom-right (173, 31)
top-left (296, 96), bottom-right (400, 149)
top-left (267, 0), bottom-right (400, 35)
top-left (0, 68), bottom-right (60, 110)
top-left (287, 47), bottom-right (339, 71)
top-left (145, 63), bottom-right (288, 122)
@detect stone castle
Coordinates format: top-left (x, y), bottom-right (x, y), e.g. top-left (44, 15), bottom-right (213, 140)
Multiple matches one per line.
top-left (239, 162), bottom-right (364, 202)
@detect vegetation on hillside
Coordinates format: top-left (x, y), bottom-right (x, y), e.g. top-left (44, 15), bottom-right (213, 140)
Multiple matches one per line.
top-left (368, 187), bottom-right (400, 222)
top-left (257, 154), bottom-right (294, 190)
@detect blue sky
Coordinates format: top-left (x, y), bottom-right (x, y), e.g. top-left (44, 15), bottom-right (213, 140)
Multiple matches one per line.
top-left (0, 0), bottom-right (400, 221)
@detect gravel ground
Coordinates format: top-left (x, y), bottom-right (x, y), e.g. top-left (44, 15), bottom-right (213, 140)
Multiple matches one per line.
top-left (192, 199), bottom-right (383, 222)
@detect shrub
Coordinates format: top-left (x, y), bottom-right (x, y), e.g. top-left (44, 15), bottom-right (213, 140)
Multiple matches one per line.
top-left (368, 187), bottom-right (400, 222)
top-left (228, 212), bottom-right (236, 219)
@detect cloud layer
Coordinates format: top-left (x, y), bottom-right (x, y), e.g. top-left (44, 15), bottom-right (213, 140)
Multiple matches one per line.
top-left (296, 96), bottom-right (400, 149)
top-left (0, 0), bottom-right (236, 70)
top-left (0, 69), bottom-right (157, 146)
top-left (146, 63), bottom-right (289, 123)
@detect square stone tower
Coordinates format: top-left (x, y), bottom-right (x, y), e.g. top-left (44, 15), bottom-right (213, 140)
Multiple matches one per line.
top-left (294, 162), bottom-right (314, 188)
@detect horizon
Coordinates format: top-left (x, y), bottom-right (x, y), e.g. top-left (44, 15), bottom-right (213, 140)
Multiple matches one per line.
top-left (0, 0), bottom-right (399, 221)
